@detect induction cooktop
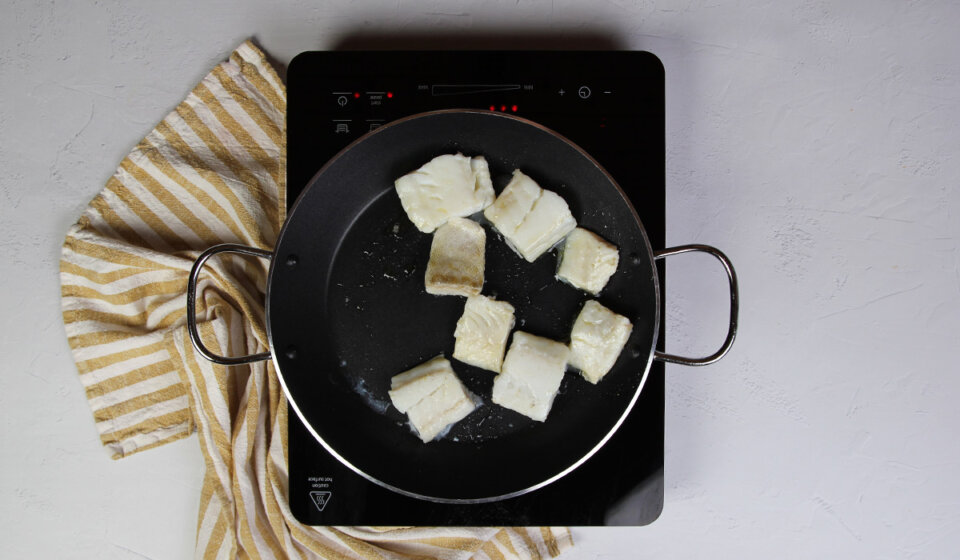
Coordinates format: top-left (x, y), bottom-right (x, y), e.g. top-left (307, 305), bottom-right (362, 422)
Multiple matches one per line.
top-left (285, 51), bottom-right (664, 525)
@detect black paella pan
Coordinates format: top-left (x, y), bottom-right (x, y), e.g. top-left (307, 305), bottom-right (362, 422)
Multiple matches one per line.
top-left (186, 110), bottom-right (738, 503)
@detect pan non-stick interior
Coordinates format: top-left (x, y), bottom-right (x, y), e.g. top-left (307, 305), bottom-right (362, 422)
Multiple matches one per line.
top-left (268, 111), bottom-right (658, 501)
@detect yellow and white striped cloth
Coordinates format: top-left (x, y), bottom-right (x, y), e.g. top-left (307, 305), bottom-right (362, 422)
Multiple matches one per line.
top-left (59, 40), bottom-right (573, 559)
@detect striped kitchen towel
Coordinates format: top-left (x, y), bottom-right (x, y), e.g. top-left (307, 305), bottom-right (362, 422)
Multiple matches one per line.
top-left (59, 40), bottom-right (573, 559)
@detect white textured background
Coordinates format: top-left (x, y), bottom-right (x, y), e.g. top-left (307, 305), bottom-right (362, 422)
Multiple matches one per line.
top-left (2, 1), bottom-right (958, 558)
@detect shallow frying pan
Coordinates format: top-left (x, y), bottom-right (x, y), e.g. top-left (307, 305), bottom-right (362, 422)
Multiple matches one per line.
top-left (186, 110), bottom-right (738, 503)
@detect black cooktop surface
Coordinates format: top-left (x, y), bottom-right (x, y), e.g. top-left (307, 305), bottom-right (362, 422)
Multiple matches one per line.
top-left (285, 50), bottom-right (664, 525)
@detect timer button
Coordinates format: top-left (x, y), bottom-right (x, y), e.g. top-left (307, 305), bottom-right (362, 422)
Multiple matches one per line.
top-left (578, 86), bottom-right (592, 99)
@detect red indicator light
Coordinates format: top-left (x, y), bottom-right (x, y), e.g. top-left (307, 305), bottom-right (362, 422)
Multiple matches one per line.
top-left (387, 92), bottom-right (393, 98)
top-left (511, 104), bottom-right (518, 112)
top-left (353, 92), bottom-right (360, 99)
top-left (489, 105), bottom-right (496, 111)
top-left (500, 105), bottom-right (506, 111)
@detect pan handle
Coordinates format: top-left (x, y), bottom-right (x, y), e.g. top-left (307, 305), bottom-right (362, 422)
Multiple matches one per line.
top-left (187, 243), bottom-right (274, 366)
top-left (653, 244), bottom-right (739, 366)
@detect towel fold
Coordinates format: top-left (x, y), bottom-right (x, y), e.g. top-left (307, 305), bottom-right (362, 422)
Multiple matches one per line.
top-left (60, 40), bottom-right (573, 559)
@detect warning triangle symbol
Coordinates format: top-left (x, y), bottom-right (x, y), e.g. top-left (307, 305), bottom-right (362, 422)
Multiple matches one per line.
top-left (310, 491), bottom-right (332, 512)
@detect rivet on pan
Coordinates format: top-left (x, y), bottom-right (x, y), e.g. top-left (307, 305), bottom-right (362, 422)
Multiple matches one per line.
top-left (630, 347), bottom-right (642, 359)
top-left (285, 346), bottom-right (298, 360)
top-left (286, 254), bottom-right (299, 267)
top-left (630, 252), bottom-right (643, 265)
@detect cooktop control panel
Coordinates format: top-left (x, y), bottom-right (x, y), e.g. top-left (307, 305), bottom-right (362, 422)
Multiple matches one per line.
top-left (320, 81), bottom-right (628, 147)
top-left (287, 51), bottom-right (662, 205)
top-left (286, 51), bottom-right (665, 526)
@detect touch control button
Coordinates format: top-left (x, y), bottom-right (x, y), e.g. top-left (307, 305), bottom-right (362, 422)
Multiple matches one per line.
top-left (578, 86), bottom-right (591, 99)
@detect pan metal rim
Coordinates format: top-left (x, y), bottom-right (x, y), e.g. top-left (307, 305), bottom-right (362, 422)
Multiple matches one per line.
top-left (267, 109), bottom-right (661, 504)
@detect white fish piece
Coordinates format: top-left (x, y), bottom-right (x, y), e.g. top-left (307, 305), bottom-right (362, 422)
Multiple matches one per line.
top-left (568, 300), bottom-right (633, 384)
top-left (394, 153), bottom-right (495, 233)
top-left (556, 227), bottom-right (620, 295)
top-left (424, 217), bottom-right (486, 297)
top-left (483, 170), bottom-right (577, 262)
top-left (388, 355), bottom-right (450, 413)
top-left (491, 331), bottom-right (569, 422)
top-left (388, 355), bottom-right (477, 442)
top-left (453, 295), bottom-right (516, 372)
top-left (404, 375), bottom-right (477, 442)
top-left (483, 170), bottom-right (541, 236)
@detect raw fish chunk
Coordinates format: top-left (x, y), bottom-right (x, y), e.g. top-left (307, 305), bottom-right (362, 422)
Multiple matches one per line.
top-left (453, 295), bottom-right (516, 372)
top-left (491, 332), bottom-right (569, 421)
top-left (556, 227), bottom-right (619, 295)
top-left (568, 300), bottom-right (633, 384)
top-left (483, 170), bottom-right (576, 262)
top-left (388, 355), bottom-right (477, 442)
top-left (424, 217), bottom-right (486, 296)
top-left (395, 153), bottom-right (495, 233)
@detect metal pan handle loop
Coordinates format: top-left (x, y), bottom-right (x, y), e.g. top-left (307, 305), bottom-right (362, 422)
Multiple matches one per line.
top-left (653, 244), bottom-right (739, 366)
top-left (187, 243), bottom-right (274, 366)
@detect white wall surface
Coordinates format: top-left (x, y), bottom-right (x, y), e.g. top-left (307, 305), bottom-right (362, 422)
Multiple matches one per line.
top-left (1, 1), bottom-right (958, 558)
